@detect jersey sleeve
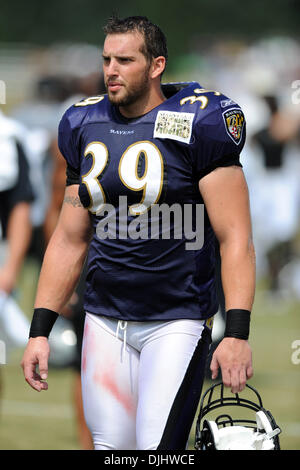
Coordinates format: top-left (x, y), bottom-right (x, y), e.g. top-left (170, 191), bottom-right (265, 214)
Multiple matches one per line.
top-left (193, 104), bottom-right (246, 180)
top-left (66, 163), bottom-right (80, 186)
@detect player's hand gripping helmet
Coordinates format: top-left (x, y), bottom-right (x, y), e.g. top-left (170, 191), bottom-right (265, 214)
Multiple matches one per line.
top-left (195, 382), bottom-right (281, 450)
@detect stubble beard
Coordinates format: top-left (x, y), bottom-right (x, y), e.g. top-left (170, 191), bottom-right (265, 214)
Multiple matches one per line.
top-left (106, 67), bottom-right (151, 108)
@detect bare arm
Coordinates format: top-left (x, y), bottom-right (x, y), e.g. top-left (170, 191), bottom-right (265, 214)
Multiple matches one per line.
top-left (199, 166), bottom-right (255, 392)
top-left (34, 185), bottom-right (92, 311)
top-left (21, 185), bottom-right (92, 391)
top-left (199, 166), bottom-right (255, 310)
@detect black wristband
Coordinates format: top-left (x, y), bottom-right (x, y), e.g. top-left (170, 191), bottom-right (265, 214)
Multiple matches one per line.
top-left (29, 308), bottom-right (59, 338)
top-left (224, 309), bottom-right (251, 340)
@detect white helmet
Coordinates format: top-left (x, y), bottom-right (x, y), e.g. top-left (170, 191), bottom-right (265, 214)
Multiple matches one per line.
top-left (195, 382), bottom-right (281, 450)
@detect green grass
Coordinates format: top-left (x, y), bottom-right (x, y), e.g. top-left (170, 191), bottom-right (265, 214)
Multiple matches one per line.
top-left (1, 259), bottom-right (299, 450)
top-left (0, 359), bottom-right (79, 450)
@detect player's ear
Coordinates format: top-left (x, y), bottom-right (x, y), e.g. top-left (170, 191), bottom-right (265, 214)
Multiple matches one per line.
top-left (150, 56), bottom-right (166, 80)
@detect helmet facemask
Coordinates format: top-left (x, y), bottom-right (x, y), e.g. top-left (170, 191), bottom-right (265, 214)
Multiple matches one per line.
top-left (195, 382), bottom-right (281, 450)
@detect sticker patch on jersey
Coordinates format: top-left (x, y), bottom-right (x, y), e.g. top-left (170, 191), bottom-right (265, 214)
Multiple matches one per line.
top-left (222, 108), bottom-right (245, 145)
top-left (153, 110), bottom-right (195, 144)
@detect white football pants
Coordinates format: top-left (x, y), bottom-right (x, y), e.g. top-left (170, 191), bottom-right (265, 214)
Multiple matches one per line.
top-left (81, 312), bottom-right (212, 450)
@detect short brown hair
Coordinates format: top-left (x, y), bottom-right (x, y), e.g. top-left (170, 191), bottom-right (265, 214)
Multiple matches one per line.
top-left (103, 15), bottom-right (168, 68)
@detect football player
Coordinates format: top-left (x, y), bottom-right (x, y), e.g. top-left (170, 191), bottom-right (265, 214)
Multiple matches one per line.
top-left (21, 16), bottom-right (255, 450)
top-left (0, 111), bottom-right (33, 340)
top-left (0, 111), bottom-right (33, 294)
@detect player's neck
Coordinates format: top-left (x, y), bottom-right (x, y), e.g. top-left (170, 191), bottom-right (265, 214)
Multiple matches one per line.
top-left (119, 85), bottom-right (166, 119)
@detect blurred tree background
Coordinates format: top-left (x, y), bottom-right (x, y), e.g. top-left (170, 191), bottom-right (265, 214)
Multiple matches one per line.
top-left (0, 0), bottom-right (299, 72)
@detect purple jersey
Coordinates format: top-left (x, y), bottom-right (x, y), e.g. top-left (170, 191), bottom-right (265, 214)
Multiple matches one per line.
top-left (58, 82), bottom-right (246, 321)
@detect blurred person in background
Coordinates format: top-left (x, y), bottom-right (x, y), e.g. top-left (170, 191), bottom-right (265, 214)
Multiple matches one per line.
top-left (220, 43), bottom-right (300, 299)
top-left (11, 75), bottom-right (77, 266)
top-left (251, 94), bottom-right (300, 296)
top-left (0, 109), bottom-right (34, 395)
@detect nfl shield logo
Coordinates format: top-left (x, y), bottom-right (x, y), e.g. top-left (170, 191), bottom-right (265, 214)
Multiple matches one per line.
top-left (223, 108), bottom-right (245, 145)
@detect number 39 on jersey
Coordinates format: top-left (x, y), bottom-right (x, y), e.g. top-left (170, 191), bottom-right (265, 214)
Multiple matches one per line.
top-left (82, 140), bottom-right (164, 215)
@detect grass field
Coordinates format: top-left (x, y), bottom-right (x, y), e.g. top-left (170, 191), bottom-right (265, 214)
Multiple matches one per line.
top-left (0, 259), bottom-right (299, 450)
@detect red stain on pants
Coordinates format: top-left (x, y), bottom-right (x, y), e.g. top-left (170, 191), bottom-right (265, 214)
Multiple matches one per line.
top-left (94, 369), bottom-right (135, 415)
